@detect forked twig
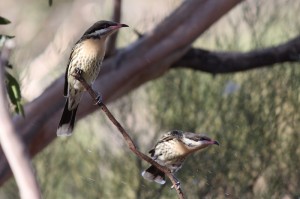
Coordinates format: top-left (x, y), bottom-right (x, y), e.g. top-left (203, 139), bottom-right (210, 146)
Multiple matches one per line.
top-left (73, 69), bottom-right (185, 199)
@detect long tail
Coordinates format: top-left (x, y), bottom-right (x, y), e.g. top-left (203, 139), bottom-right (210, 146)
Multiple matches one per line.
top-left (141, 165), bottom-right (166, 184)
top-left (57, 99), bottom-right (78, 136)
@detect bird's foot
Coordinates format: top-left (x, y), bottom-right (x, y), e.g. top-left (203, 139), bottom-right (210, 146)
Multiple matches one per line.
top-left (95, 93), bottom-right (103, 105)
top-left (170, 181), bottom-right (181, 190)
top-left (75, 68), bottom-right (83, 76)
top-left (73, 68), bottom-right (84, 81)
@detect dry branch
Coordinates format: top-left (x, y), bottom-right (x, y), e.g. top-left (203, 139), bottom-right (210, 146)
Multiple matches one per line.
top-left (73, 69), bottom-right (185, 198)
top-left (0, 0), bottom-right (298, 189)
top-left (0, 0), bottom-right (247, 185)
top-left (172, 35), bottom-right (300, 73)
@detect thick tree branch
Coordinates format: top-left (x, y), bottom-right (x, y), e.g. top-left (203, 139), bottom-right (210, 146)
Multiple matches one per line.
top-left (0, 0), bottom-right (244, 185)
top-left (173, 35), bottom-right (300, 73)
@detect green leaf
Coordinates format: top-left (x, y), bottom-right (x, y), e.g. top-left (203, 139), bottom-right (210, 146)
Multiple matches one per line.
top-left (0, 35), bottom-right (15, 40)
top-left (0, 16), bottom-right (11, 25)
top-left (0, 35), bottom-right (15, 48)
top-left (5, 72), bottom-right (25, 117)
top-left (6, 63), bottom-right (13, 69)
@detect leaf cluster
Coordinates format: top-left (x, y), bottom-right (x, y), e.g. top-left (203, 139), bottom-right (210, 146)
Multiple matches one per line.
top-left (0, 16), bottom-right (24, 116)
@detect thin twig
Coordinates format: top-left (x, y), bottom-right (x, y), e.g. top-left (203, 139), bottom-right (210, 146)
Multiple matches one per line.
top-left (73, 69), bottom-right (185, 199)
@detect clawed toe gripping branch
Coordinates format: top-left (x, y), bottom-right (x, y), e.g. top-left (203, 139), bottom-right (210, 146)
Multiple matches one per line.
top-left (95, 94), bottom-right (103, 105)
top-left (72, 68), bottom-right (185, 199)
top-left (171, 177), bottom-right (181, 190)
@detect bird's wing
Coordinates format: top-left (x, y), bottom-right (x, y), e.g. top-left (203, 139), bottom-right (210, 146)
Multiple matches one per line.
top-left (64, 43), bottom-right (79, 96)
top-left (160, 130), bottom-right (183, 142)
top-left (63, 64), bottom-right (69, 96)
top-left (148, 137), bottom-right (172, 157)
top-left (148, 133), bottom-right (178, 154)
top-left (148, 131), bottom-right (183, 157)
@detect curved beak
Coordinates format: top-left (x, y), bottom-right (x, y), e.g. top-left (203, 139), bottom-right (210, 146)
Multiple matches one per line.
top-left (103, 23), bottom-right (129, 36)
top-left (111, 23), bottom-right (129, 30)
top-left (120, 24), bottom-right (129, 27)
top-left (213, 140), bottom-right (220, 146)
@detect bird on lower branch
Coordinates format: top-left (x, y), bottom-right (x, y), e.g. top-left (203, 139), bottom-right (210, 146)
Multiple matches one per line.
top-left (142, 130), bottom-right (219, 186)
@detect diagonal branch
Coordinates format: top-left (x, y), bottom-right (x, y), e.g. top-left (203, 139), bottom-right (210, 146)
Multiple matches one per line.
top-left (0, 0), bottom-right (243, 186)
top-left (73, 69), bottom-right (185, 199)
top-left (172, 35), bottom-right (300, 73)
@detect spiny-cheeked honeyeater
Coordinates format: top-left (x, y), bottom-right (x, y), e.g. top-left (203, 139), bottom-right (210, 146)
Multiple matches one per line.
top-left (57, 21), bottom-right (128, 136)
top-left (142, 130), bottom-right (219, 185)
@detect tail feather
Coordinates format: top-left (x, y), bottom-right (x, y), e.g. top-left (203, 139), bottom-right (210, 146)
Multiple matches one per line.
top-left (57, 99), bottom-right (78, 136)
top-left (142, 165), bottom-right (166, 185)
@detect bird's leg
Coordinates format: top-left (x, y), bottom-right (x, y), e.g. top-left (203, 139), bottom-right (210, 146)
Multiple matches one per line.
top-left (74, 68), bottom-right (83, 78)
top-left (73, 67), bottom-right (102, 105)
top-left (170, 175), bottom-right (181, 190)
top-left (95, 93), bottom-right (103, 105)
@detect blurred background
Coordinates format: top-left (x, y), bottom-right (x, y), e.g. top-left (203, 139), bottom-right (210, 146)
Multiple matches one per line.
top-left (1, 0), bottom-right (300, 198)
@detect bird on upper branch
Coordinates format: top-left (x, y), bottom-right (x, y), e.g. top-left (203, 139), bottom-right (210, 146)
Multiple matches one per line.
top-left (57, 20), bottom-right (128, 136)
top-left (142, 130), bottom-right (219, 185)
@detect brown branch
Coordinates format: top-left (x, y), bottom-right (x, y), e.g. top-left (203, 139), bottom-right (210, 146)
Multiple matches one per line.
top-left (106, 0), bottom-right (122, 55)
top-left (73, 69), bottom-right (185, 199)
top-left (0, 0), bottom-right (243, 186)
top-left (0, 45), bottom-right (41, 198)
top-left (172, 35), bottom-right (300, 73)
top-left (0, 0), bottom-right (298, 191)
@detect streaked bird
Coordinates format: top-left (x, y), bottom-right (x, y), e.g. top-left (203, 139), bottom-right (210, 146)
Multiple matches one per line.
top-left (57, 20), bottom-right (128, 136)
top-left (142, 130), bottom-right (219, 185)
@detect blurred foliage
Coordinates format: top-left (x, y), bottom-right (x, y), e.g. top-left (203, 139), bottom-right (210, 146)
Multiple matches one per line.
top-left (147, 65), bottom-right (300, 198)
top-left (5, 71), bottom-right (24, 116)
top-left (0, 16), bottom-right (13, 39)
top-left (0, 16), bottom-right (24, 116)
top-left (1, 0), bottom-right (300, 198)
top-left (0, 16), bottom-right (11, 25)
top-left (145, 0), bottom-right (300, 197)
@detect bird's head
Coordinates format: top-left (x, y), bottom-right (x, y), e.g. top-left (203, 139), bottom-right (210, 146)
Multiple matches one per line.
top-left (181, 132), bottom-right (219, 152)
top-left (82, 20), bottom-right (129, 39)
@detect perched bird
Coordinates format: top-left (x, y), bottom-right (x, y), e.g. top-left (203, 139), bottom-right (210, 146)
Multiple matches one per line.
top-left (57, 20), bottom-right (128, 136)
top-left (142, 130), bottom-right (219, 185)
